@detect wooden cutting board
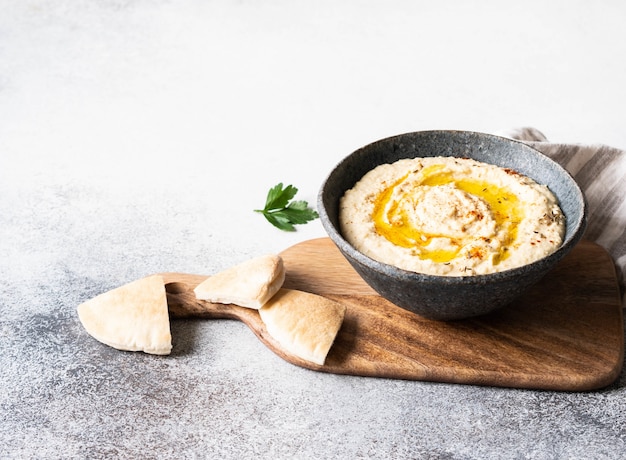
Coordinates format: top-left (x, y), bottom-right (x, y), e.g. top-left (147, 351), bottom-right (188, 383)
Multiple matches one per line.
top-left (165, 238), bottom-right (623, 391)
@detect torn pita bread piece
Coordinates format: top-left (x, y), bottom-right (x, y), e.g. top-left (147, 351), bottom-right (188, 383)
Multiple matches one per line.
top-left (77, 275), bottom-right (172, 355)
top-left (258, 289), bottom-right (346, 366)
top-left (193, 254), bottom-right (285, 309)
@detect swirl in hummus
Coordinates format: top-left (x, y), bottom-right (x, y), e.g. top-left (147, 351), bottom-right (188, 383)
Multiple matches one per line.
top-left (339, 157), bottom-right (565, 276)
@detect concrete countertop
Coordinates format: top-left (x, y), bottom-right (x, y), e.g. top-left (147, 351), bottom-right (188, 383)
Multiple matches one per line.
top-left (1, 1), bottom-right (625, 458)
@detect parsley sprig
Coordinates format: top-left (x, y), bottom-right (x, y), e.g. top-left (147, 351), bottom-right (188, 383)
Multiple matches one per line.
top-left (255, 183), bottom-right (319, 231)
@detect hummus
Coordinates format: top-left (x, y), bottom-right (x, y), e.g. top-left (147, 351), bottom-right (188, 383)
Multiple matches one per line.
top-left (339, 156), bottom-right (565, 276)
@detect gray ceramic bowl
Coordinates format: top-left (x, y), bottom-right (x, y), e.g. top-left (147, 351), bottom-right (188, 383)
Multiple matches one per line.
top-left (318, 130), bottom-right (587, 321)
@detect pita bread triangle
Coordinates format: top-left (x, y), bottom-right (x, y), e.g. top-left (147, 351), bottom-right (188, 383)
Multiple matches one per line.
top-left (259, 289), bottom-right (346, 365)
top-left (194, 254), bottom-right (285, 309)
top-left (77, 275), bottom-right (172, 355)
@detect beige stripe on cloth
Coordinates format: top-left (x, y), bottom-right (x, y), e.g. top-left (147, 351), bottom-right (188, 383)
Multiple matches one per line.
top-left (506, 127), bottom-right (626, 306)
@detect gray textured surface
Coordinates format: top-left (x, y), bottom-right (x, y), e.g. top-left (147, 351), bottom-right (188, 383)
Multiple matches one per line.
top-left (2, 1), bottom-right (626, 459)
top-left (2, 146), bottom-right (626, 460)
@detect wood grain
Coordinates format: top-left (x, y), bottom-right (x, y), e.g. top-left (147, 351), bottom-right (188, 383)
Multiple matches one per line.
top-left (162, 238), bottom-right (624, 391)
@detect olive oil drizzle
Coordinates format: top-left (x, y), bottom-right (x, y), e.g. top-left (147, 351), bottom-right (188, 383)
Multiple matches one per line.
top-left (372, 165), bottom-right (524, 265)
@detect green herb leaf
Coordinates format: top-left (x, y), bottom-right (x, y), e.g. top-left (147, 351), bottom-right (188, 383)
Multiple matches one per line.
top-left (255, 183), bottom-right (319, 231)
top-left (264, 183), bottom-right (298, 210)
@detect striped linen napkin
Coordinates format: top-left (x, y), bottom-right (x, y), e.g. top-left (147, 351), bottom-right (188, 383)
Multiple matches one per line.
top-left (506, 127), bottom-right (626, 307)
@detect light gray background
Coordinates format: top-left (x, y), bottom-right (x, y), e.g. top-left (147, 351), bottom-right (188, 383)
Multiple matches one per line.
top-left (1, 1), bottom-right (625, 458)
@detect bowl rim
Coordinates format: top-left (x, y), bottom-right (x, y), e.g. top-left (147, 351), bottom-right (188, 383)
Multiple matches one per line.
top-left (318, 130), bottom-right (588, 285)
